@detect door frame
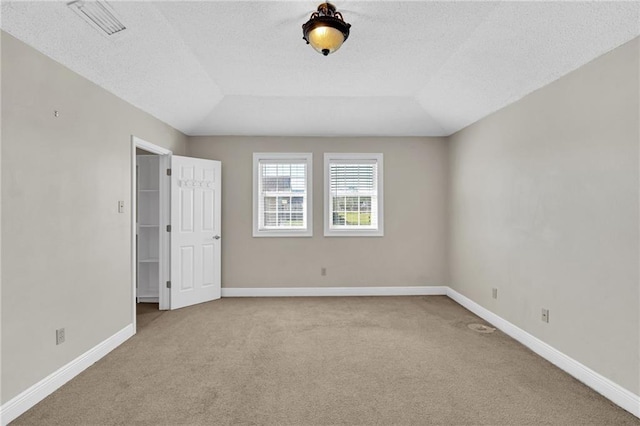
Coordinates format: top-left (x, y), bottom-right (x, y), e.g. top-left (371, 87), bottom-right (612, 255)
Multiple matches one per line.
top-left (131, 136), bottom-right (172, 330)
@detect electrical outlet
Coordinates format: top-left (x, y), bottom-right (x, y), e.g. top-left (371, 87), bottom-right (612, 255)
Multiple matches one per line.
top-left (321, 267), bottom-right (327, 276)
top-left (492, 288), bottom-right (498, 299)
top-left (56, 328), bottom-right (65, 345)
top-left (541, 309), bottom-right (549, 323)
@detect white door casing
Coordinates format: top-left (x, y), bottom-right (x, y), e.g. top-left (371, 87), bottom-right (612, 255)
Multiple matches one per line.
top-left (170, 155), bottom-right (221, 309)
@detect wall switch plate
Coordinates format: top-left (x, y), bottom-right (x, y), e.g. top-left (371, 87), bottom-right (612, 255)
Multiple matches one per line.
top-left (492, 288), bottom-right (498, 299)
top-left (118, 200), bottom-right (125, 213)
top-left (321, 267), bottom-right (327, 276)
top-left (56, 328), bottom-right (65, 345)
top-left (541, 309), bottom-right (550, 323)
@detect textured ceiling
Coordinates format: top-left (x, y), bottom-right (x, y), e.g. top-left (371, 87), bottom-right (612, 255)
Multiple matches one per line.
top-left (1, 1), bottom-right (639, 137)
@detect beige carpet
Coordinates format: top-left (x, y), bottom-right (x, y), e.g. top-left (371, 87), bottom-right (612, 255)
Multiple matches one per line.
top-left (135, 303), bottom-right (165, 330)
top-left (12, 296), bottom-right (639, 425)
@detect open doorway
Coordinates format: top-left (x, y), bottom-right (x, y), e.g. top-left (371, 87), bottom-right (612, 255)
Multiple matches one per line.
top-left (136, 148), bottom-right (161, 328)
top-left (131, 136), bottom-right (222, 330)
top-left (131, 137), bottom-right (172, 331)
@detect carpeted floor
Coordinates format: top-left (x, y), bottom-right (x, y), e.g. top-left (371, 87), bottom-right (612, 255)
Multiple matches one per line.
top-left (135, 303), bottom-right (165, 330)
top-left (12, 296), bottom-right (639, 425)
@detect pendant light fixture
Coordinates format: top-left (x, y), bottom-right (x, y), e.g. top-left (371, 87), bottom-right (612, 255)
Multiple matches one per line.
top-left (302, 3), bottom-right (351, 56)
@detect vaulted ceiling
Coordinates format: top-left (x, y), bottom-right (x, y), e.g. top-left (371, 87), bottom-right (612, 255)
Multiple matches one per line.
top-left (2, 1), bottom-right (638, 137)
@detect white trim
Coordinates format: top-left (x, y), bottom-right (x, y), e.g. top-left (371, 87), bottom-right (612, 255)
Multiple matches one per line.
top-left (222, 286), bottom-right (447, 297)
top-left (133, 137), bottom-right (172, 156)
top-left (136, 296), bottom-right (159, 303)
top-left (324, 153), bottom-right (384, 237)
top-left (0, 325), bottom-right (134, 426)
top-left (130, 138), bottom-right (138, 330)
top-left (252, 152), bottom-right (313, 237)
top-left (446, 287), bottom-right (640, 418)
top-left (157, 153), bottom-right (171, 310)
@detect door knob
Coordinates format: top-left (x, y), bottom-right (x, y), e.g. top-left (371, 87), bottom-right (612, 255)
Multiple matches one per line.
top-left (213, 235), bottom-right (221, 240)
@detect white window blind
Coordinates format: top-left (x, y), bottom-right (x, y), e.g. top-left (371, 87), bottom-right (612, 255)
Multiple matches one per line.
top-left (325, 153), bottom-right (383, 237)
top-left (253, 153), bottom-right (312, 237)
top-left (330, 161), bottom-right (378, 229)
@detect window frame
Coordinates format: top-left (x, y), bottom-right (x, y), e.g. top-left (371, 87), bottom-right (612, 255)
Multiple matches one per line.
top-left (253, 152), bottom-right (313, 237)
top-left (324, 153), bottom-right (384, 237)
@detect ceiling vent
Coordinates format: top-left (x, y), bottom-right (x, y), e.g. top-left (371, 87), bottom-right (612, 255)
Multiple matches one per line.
top-left (67, 1), bottom-right (126, 36)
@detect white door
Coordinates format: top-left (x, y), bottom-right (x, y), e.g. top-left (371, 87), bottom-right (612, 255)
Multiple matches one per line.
top-left (170, 155), bottom-right (221, 310)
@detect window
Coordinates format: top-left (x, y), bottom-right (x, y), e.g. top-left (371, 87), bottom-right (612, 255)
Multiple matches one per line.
top-left (253, 153), bottom-right (312, 237)
top-left (324, 153), bottom-right (383, 237)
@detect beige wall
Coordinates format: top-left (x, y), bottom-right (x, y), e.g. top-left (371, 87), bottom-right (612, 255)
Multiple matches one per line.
top-left (1, 32), bottom-right (188, 403)
top-left (448, 38), bottom-right (640, 393)
top-left (188, 136), bottom-right (449, 288)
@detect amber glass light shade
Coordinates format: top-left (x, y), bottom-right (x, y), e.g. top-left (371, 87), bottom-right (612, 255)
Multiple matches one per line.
top-left (302, 3), bottom-right (351, 56)
top-left (308, 26), bottom-right (345, 55)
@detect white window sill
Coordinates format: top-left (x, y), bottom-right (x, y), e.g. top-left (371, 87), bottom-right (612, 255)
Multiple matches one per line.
top-left (324, 229), bottom-right (384, 237)
top-left (253, 230), bottom-right (313, 238)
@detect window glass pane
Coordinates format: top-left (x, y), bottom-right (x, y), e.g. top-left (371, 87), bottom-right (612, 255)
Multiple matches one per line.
top-left (279, 177), bottom-right (291, 191)
top-left (291, 196), bottom-right (304, 211)
top-left (291, 164), bottom-right (305, 192)
top-left (263, 196), bottom-right (276, 211)
top-left (277, 196), bottom-right (291, 212)
top-left (346, 197), bottom-right (358, 212)
top-left (261, 164), bottom-right (306, 194)
top-left (330, 164), bottom-right (374, 192)
top-left (264, 212), bottom-right (277, 227)
top-left (263, 164), bottom-right (277, 176)
top-left (277, 164), bottom-right (289, 176)
top-left (333, 212), bottom-right (345, 225)
top-left (345, 212), bottom-right (359, 225)
top-left (359, 196), bottom-right (371, 212)
top-left (278, 212), bottom-right (291, 226)
top-left (291, 212), bottom-right (303, 225)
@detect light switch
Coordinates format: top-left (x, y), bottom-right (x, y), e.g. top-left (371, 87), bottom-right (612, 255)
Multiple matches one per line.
top-left (118, 201), bottom-right (125, 213)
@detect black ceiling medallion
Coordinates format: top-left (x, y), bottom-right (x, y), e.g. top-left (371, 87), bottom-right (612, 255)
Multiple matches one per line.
top-left (302, 3), bottom-right (351, 56)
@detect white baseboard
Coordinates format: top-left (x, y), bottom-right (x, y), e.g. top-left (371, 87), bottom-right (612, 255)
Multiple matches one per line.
top-left (446, 287), bottom-right (640, 418)
top-left (137, 296), bottom-right (159, 303)
top-left (222, 286), bottom-right (448, 298)
top-left (0, 324), bottom-right (135, 426)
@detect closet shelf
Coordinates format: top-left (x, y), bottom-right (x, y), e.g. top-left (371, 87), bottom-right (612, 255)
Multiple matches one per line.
top-left (137, 154), bottom-right (161, 302)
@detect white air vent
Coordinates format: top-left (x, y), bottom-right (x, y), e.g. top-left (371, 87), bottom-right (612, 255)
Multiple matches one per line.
top-left (68, 1), bottom-right (126, 36)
